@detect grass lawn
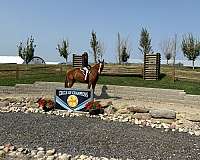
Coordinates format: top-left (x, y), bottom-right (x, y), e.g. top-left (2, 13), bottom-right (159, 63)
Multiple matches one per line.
top-left (0, 73), bottom-right (200, 95)
top-left (0, 64), bottom-right (200, 95)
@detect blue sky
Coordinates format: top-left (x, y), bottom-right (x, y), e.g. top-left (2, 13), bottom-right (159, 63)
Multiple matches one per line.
top-left (0, 0), bottom-right (200, 63)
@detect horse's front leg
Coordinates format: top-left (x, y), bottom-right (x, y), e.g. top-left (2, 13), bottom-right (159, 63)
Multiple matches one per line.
top-left (88, 82), bottom-right (92, 89)
top-left (64, 75), bottom-right (69, 87)
top-left (91, 82), bottom-right (97, 95)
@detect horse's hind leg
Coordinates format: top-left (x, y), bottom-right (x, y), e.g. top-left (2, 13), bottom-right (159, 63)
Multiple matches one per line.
top-left (65, 77), bottom-right (68, 88)
top-left (88, 82), bottom-right (92, 89)
top-left (68, 79), bottom-right (75, 88)
top-left (92, 83), bottom-right (96, 92)
top-left (65, 76), bottom-right (73, 88)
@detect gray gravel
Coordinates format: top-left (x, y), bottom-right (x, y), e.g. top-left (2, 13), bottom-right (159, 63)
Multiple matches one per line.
top-left (0, 112), bottom-right (200, 160)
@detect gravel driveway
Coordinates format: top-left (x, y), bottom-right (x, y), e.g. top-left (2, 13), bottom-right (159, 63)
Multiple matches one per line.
top-left (0, 112), bottom-right (200, 160)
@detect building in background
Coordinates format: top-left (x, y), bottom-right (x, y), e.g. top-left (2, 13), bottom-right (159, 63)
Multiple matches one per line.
top-left (0, 56), bottom-right (24, 64)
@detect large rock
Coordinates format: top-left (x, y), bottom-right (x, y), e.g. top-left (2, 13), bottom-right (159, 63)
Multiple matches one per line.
top-left (185, 114), bottom-right (200, 122)
top-left (132, 113), bottom-right (152, 120)
top-left (150, 118), bottom-right (175, 124)
top-left (0, 101), bottom-right (9, 108)
top-left (104, 106), bottom-right (117, 115)
top-left (127, 105), bottom-right (149, 113)
top-left (116, 108), bottom-right (130, 114)
top-left (149, 109), bottom-right (176, 119)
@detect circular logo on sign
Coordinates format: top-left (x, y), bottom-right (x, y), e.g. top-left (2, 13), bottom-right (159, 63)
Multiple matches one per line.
top-left (67, 95), bottom-right (78, 108)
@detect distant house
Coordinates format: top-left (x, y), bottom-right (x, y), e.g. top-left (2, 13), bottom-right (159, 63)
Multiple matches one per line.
top-left (0, 56), bottom-right (24, 64)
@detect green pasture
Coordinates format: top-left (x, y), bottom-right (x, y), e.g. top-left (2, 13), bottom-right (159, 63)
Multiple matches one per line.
top-left (0, 64), bottom-right (200, 95)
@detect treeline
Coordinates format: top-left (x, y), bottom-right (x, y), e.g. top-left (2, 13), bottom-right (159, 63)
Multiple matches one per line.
top-left (17, 28), bottom-right (200, 69)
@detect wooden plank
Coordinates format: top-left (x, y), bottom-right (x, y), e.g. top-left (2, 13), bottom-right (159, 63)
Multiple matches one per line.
top-left (144, 53), bottom-right (160, 80)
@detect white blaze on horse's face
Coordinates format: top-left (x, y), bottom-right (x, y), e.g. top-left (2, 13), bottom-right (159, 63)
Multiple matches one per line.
top-left (98, 63), bottom-right (102, 74)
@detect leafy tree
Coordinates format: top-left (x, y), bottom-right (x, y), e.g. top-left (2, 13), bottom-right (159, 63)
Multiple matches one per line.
top-left (121, 46), bottom-right (130, 63)
top-left (181, 34), bottom-right (200, 70)
top-left (57, 39), bottom-right (70, 63)
top-left (139, 28), bottom-right (153, 55)
top-left (18, 36), bottom-right (36, 64)
top-left (90, 30), bottom-right (100, 63)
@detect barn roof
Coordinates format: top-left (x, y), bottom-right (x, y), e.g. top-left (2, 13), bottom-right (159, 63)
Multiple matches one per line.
top-left (0, 56), bottom-right (24, 64)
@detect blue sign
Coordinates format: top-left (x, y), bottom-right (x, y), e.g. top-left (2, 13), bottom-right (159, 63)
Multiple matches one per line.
top-left (55, 88), bottom-right (93, 112)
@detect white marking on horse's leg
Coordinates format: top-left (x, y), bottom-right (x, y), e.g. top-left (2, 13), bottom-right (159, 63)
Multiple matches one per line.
top-left (98, 63), bottom-right (102, 74)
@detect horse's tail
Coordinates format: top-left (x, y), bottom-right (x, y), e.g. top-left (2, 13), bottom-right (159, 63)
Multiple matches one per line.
top-left (65, 74), bottom-right (68, 88)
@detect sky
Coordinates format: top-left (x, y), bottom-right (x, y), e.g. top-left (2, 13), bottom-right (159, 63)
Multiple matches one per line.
top-left (0, 0), bottom-right (200, 63)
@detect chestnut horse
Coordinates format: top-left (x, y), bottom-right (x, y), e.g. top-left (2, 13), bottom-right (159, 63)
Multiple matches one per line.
top-left (65, 60), bottom-right (104, 92)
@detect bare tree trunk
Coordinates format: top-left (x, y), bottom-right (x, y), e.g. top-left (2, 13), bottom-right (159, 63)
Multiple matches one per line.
top-left (192, 60), bottom-right (195, 70)
top-left (118, 32), bottom-right (121, 64)
top-left (167, 59), bottom-right (168, 65)
top-left (173, 34), bottom-right (177, 83)
top-left (94, 50), bottom-right (97, 63)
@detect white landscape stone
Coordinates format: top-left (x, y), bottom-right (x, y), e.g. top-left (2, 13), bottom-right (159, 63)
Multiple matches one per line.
top-left (46, 149), bottom-right (56, 156)
top-left (149, 109), bottom-right (176, 119)
top-left (194, 130), bottom-right (200, 136)
top-left (47, 155), bottom-right (55, 160)
top-left (37, 147), bottom-right (45, 151)
top-left (0, 146), bottom-right (4, 150)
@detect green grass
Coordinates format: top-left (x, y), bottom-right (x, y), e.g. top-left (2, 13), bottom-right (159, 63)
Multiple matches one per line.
top-left (0, 64), bottom-right (200, 95)
top-left (0, 72), bottom-right (200, 95)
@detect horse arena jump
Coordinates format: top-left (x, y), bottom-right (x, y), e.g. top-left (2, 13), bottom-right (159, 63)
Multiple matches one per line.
top-left (72, 54), bottom-right (83, 68)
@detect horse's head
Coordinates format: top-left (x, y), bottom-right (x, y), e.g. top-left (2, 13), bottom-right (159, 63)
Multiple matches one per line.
top-left (97, 59), bottom-right (104, 74)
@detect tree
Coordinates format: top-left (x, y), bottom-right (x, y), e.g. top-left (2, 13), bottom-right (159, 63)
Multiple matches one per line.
top-left (181, 34), bottom-right (200, 70)
top-left (116, 32), bottom-right (131, 64)
top-left (139, 28), bottom-right (153, 55)
top-left (17, 36), bottom-right (36, 64)
top-left (121, 39), bottom-right (131, 63)
top-left (90, 30), bottom-right (101, 63)
top-left (97, 40), bottom-right (105, 61)
top-left (121, 46), bottom-right (130, 63)
top-left (160, 38), bottom-right (175, 65)
top-left (57, 39), bottom-right (70, 63)
top-left (172, 34), bottom-right (177, 82)
top-left (117, 32), bottom-right (122, 64)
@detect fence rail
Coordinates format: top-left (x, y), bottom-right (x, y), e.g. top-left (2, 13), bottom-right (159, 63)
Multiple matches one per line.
top-left (0, 63), bottom-right (200, 82)
top-left (102, 65), bottom-right (143, 76)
